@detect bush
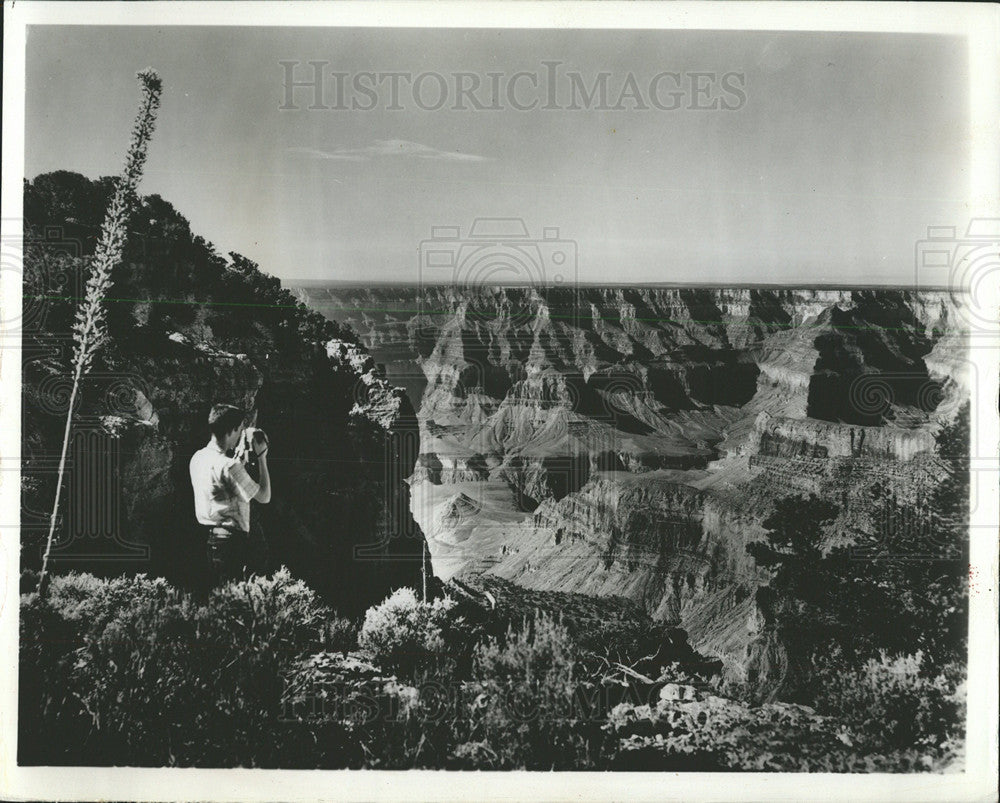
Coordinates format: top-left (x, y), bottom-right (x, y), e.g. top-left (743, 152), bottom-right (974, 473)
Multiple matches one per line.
top-left (323, 615), bottom-right (359, 655)
top-left (187, 569), bottom-right (333, 766)
top-left (23, 569), bottom-right (962, 771)
top-left (38, 571), bottom-right (176, 638)
top-left (19, 590), bottom-right (91, 764)
top-left (201, 568), bottom-right (330, 659)
top-left (21, 568), bottom-right (346, 767)
top-left (454, 612), bottom-right (606, 769)
top-left (358, 588), bottom-right (456, 678)
top-left (811, 650), bottom-right (966, 761)
top-left (69, 590), bottom-right (204, 764)
top-left (605, 683), bottom-right (948, 772)
top-left (444, 576), bottom-right (719, 685)
top-left (19, 572), bottom-right (188, 764)
top-left (280, 652), bottom-right (421, 769)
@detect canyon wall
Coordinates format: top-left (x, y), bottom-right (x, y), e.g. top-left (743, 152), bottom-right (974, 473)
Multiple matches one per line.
top-left (298, 284), bottom-right (968, 675)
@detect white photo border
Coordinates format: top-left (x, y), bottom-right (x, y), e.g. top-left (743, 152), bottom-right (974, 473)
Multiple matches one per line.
top-left (1, 2), bottom-right (997, 801)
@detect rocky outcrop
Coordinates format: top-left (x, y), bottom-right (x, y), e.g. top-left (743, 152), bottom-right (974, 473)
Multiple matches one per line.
top-left (21, 175), bottom-right (428, 615)
top-left (299, 284), bottom-right (968, 680)
top-left (23, 321), bottom-right (425, 614)
top-left (746, 411), bottom-right (937, 461)
top-left (112, 335), bottom-right (264, 563)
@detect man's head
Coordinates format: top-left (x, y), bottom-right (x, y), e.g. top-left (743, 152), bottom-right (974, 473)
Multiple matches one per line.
top-left (208, 403), bottom-right (245, 450)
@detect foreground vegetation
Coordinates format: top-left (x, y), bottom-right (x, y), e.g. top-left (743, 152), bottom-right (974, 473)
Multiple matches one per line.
top-left (20, 565), bottom-right (964, 770)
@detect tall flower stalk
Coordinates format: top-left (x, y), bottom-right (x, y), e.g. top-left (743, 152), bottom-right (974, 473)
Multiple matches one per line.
top-left (37, 69), bottom-right (163, 596)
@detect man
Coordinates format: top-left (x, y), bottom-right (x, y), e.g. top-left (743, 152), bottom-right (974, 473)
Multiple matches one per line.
top-left (189, 403), bottom-right (271, 584)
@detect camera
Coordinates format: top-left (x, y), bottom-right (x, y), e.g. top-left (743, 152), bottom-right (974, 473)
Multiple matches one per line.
top-left (234, 426), bottom-right (268, 480)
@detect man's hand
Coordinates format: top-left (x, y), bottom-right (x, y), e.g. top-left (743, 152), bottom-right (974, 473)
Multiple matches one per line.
top-left (252, 429), bottom-right (269, 458)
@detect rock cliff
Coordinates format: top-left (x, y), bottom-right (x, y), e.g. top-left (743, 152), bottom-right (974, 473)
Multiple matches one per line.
top-left (297, 283), bottom-right (968, 676)
top-left (22, 173), bottom-right (427, 615)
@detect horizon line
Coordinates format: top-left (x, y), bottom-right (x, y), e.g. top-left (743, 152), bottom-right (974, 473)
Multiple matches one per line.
top-left (289, 279), bottom-right (960, 292)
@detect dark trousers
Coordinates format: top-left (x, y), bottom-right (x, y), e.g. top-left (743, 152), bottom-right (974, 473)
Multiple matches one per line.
top-left (205, 523), bottom-right (269, 588)
top-left (206, 527), bottom-right (251, 586)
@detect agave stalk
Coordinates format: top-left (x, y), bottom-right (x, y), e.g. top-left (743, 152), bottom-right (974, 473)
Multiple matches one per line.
top-left (37, 69), bottom-right (163, 596)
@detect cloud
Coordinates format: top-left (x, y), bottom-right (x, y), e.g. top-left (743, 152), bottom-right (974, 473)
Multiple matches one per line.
top-left (287, 139), bottom-right (490, 163)
top-left (287, 146), bottom-right (367, 163)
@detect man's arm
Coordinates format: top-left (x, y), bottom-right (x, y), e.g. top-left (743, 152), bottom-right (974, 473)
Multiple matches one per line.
top-left (252, 431), bottom-right (271, 503)
top-left (227, 461), bottom-right (260, 506)
top-left (253, 452), bottom-right (271, 503)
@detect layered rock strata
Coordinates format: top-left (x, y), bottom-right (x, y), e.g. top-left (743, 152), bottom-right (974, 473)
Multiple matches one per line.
top-left (299, 285), bottom-right (968, 674)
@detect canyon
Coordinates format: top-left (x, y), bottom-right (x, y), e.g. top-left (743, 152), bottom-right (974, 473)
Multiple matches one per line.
top-left (19, 172), bottom-right (969, 687)
top-left (296, 283), bottom-right (969, 679)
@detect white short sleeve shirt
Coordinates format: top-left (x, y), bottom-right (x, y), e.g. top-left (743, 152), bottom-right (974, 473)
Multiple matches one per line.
top-left (189, 440), bottom-right (260, 532)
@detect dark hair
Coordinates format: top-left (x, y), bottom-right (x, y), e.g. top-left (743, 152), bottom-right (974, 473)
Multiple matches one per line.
top-left (208, 404), bottom-right (245, 439)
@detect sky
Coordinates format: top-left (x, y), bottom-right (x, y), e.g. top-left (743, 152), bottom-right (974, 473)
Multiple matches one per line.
top-left (24, 26), bottom-right (969, 285)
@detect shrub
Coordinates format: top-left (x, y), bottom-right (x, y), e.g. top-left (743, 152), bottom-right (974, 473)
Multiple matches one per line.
top-left (19, 572), bottom-right (187, 764)
top-left (462, 575), bottom-right (719, 685)
top-left (24, 568), bottom-right (962, 771)
top-left (811, 650), bottom-right (966, 761)
top-left (323, 615), bottom-right (359, 655)
top-left (44, 572), bottom-right (175, 635)
top-left (19, 590), bottom-right (91, 764)
top-left (280, 652), bottom-right (420, 769)
top-left (21, 568), bottom-right (345, 767)
top-left (201, 568), bottom-right (330, 659)
top-left (456, 612), bottom-right (606, 769)
top-left (601, 649), bottom-right (965, 772)
top-left (183, 569), bottom-right (333, 765)
top-left (358, 588), bottom-right (456, 678)
top-left (605, 684), bottom-right (936, 772)
top-left (69, 589), bottom-right (204, 765)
